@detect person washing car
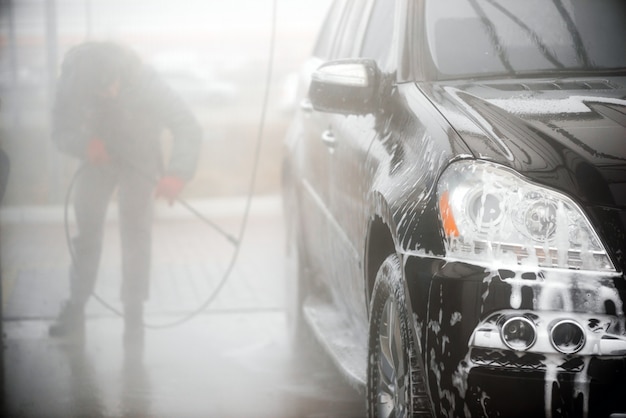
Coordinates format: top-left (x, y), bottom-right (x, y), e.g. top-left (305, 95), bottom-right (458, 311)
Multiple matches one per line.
top-left (49, 41), bottom-right (202, 344)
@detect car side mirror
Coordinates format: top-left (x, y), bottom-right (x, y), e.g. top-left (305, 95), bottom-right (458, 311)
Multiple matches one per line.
top-left (308, 59), bottom-right (380, 115)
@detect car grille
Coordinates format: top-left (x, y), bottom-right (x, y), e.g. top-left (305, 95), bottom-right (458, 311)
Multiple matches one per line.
top-left (470, 348), bottom-right (585, 372)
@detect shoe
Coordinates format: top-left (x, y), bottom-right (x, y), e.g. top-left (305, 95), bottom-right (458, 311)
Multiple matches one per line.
top-left (49, 301), bottom-right (85, 338)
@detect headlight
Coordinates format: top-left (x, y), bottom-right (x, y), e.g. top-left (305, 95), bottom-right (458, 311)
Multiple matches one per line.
top-left (437, 160), bottom-right (614, 271)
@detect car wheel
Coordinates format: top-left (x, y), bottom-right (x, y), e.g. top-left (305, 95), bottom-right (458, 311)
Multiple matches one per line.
top-left (367, 254), bottom-right (433, 418)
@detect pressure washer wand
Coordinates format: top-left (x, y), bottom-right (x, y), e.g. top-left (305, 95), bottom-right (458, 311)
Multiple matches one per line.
top-left (107, 146), bottom-right (239, 247)
top-left (175, 198), bottom-right (238, 246)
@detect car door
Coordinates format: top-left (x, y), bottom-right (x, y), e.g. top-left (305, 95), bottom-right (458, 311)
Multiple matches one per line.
top-left (291, 0), bottom-right (351, 289)
top-left (326, 0), bottom-right (398, 326)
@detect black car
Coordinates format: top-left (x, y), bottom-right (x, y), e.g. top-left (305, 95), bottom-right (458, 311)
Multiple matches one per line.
top-left (282, 0), bottom-right (626, 417)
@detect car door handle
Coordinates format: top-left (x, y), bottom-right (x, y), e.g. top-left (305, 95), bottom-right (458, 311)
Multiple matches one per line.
top-left (300, 98), bottom-right (313, 113)
top-left (321, 129), bottom-right (337, 149)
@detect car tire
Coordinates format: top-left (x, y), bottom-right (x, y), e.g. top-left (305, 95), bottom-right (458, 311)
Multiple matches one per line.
top-left (366, 254), bottom-right (433, 418)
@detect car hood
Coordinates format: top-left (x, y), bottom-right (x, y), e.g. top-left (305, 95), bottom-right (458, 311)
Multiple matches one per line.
top-left (423, 77), bottom-right (626, 209)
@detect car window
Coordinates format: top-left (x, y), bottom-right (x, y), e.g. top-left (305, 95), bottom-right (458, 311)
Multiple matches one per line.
top-left (331, 0), bottom-right (373, 59)
top-left (424, 0), bottom-right (626, 79)
top-left (360, 0), bottom-right (396, 66)
top-left (313, 0), bottom-right (350, 59)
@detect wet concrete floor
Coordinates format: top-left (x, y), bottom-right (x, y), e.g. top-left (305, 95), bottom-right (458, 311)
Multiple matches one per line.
top-left (0, 197), bottom-right (364, 417)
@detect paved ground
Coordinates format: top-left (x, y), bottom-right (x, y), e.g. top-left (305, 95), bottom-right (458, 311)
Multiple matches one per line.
top-left (0, 196), bottom-right (364, 417)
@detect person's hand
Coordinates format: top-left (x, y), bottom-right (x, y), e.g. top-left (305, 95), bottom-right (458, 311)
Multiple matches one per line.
top-left (155, 175), bottom-right (185, 205)
top-left (86, 138), bottom-right (110, 165)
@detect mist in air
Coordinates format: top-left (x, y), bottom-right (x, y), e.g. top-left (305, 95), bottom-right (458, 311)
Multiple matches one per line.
top-left (0, 1), bottom-right (364, 417)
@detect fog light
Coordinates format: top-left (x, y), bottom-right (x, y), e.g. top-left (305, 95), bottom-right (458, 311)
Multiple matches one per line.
top-left (501, 317), bottom-right (537, 351)
top-left (550, 320), bottom-right (585, 354)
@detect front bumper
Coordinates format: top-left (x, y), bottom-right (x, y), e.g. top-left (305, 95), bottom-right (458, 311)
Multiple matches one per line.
top-left (404, 256), bottom-right (626, 417)
top-left (465, 360), bottom-right (626, 418)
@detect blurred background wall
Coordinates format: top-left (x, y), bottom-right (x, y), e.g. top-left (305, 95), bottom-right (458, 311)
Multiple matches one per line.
top-left (0, 0), bottom-right (331, 206)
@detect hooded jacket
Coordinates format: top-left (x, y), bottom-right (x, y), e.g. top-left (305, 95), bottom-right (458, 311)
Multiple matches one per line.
top-left (52, 42), bottom-right (202, 181)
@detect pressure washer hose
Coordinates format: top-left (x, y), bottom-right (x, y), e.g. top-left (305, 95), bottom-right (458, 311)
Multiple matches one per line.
top-left (63, 0), bottom-right (277, 329)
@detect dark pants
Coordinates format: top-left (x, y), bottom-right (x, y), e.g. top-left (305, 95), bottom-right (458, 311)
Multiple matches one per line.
top-left (71, 162), bottom-right (155, 307)
top-left (0, 149), bottom-right (8, 202)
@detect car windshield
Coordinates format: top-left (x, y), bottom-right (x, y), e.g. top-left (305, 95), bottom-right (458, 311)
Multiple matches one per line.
top-left (424, 0), bottom-right (626, 79)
